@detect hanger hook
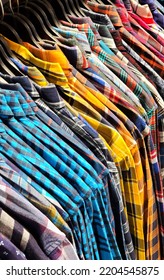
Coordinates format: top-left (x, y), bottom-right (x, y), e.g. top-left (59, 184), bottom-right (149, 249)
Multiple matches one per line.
top-left (16, 0), bottom-right (19, 12)
top-left (9, 0), bottom-right (14, 14)
top-left (0, 0), bottom-right (4, 21)
top-left (25, 0), bottom-right (28, 6)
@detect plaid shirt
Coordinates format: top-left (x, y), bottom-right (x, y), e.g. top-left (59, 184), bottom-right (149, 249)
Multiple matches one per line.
top-left (0, 208), bottom-right (49, 260)
top-left (6, 34), bottom-right (146, 121)
top-left (0, 105), bottom-right (98, 260)
top-left (70, 67), bottom-right (162, 260)
top-left (0, 154), bottom-right (73, 241)
top-left (123, 0), bottom-right (164, 41)
top-left (65, 14), bottom-right (157, 94)
top-left (0, 88), bottom-right (123, 260)
top-left (0, 115), bottom-right (92, 259)
top-left (26, 66), bottom-right (146, 258)
top-left (129, 0), bottom-right (164, 39)
top-left (86, 1), bottom-right (164, 78)
top-left (114, 6), bottom-right (164, 61)
top-left (81, 8), bottom-right (160, 87)
top-left (60, 6), bottom-right (161, 258)
top-left (0, 232), bottom-right (27, 260)
top-left (12, 39), bottom-right (163, 258)
top-left (59, 21), bottom-right (156, 112)
top-left (1, 69), bottom-right (135, 258)
top-left (0, 185), bottom-right (79, 260)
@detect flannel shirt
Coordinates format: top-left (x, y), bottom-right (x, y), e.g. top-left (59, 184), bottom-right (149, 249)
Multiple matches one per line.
top-left (71, 67), bottom-right (162, 259)
top-left (12, 39), bottom-right (163, 258)
top-left (0, 184), bottom-right (79, 260)
top-left (81, 8), bottom-right (160, 88)
top-left (65, 14), bottom-right (157, 95)
top-left (35, 80), bottom-right (146, 258)
top-left (113, 4), bottom-right (164, 61)
top-left (59, 21), bottom-right (156, 112)
top-left (4, 89), bottom-right (119, 258)
top-left (13, 38), bottom-right (159, 161)
top-left (0, 89), bottom-right (123, 258)
top-left (0, 118), bottom-right (91, 259)
top-left (3, 57), bottom-right (136, 258)
top-left (0, 208), bottom-right (49, 260)
top-left (0, 154), bottom-right (73, 241)
top-left (123, 0), bottom-right (164, 43)
top-left (5, 34), bottom-right (146, 120)
top-left (86, 1), bottom-right (164, 78)
top-left (129, 0), bottom-right (164, 39)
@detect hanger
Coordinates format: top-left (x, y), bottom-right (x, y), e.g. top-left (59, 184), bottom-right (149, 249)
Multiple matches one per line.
top-left (0, 57), bottom-right (14, 75)
top-left (20, 0), bottom-right (61, 39)
top-left (12, 2), bottom-right (43, 43)
top-left (0, 35), bottom-right (20, 60)
top-left (0, 0), bottom-right (22, 43)
top-left (2, 0), bottom-right (42, 47)
top-left (27, 0), bottom-right (60, 27)
top-left (78, 0), bottom-right (92, 10)
top-left (18, 1), bottom-right (59, 42)
top-left (67, 0), bottom-right (84, 17)
top-left (47, 0), bottom-right (72, 22)
top-left (0, 44), bottom-right (24, 76)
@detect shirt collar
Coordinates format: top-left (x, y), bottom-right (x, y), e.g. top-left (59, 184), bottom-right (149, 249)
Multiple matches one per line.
top-left (67, 15), bottom-right (101, 40)
top-left (86, 1), bottom-right (124, 29)
top-left (54, 27), bottom-right (92, 54)
top-left (60, 21), bottom-right (99, 47)
top-left (1, 35), bottom-right (68, 87)
top-left (0, 83), bottom-right (35, 116)
top-left (10, 57), bottom-right (49, 87)
top-left (22, 42), bottom-right (72, 78)
top-left (130, 0), bottom-right (156, 24)
top-left (0, 73), bottom-right (39, 98)
top-left (81, 7), bottom-right (115, 30)
top-left (36, 84), bottom-right (66, 109)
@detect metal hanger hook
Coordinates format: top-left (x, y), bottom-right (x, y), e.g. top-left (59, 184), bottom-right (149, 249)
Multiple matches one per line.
top-left (9, 0), bottom-right (14, 14)
top-left (0, 0), bottom-right (5, 20)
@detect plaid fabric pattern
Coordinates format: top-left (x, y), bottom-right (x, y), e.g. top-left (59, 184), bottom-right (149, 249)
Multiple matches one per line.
top-left (0, 119), bottom-right (92, 259)
top-left (34, 77), bottom-right (146, 258)
top-left (86, 1), bottom-right (164, 78)
top-left (123, 0), bottom-right (164, 42)
top-left (0, 88), bottom-right (123, 260)
top-left (129, 0), bottom-right (164, 38)
top-left (0, 208), bottom-right (49, 260)
top-left (16, 40), bottom-right (163, 258)
top-left (122, 39), bottom-right (164, 97)
top-left (59, 21), bottom-right (156, 111)
top-left (71, 67), bottom-right (162, 260)
top-left (0, 155), bottom-right (72, 240)
top-left (80, 8), bottom-right (159, 87)
top-left (0, 185), bottom-right (79, 260)
top-left (115, 7), bottom-right (164, 61)
top-left (64, 13), bottom-right (157, 93)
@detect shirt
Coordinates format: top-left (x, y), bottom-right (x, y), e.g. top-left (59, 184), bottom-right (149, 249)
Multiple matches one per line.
top-left (0, 184), bottom-right (78, 260)
top-left (0, 207), bottom-right (49, 260)
top-left (0, 154), bottom-right (73, 241)
top-left (0, 90), bottom-right (122, 260)
top-left (86, 1), bottom-right (164, 78)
